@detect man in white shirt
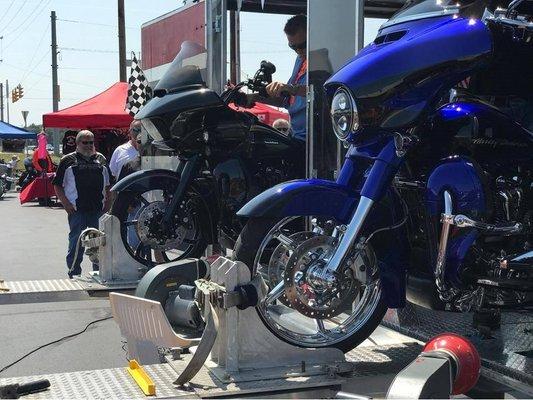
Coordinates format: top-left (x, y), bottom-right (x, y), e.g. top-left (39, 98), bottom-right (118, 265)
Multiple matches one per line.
top-left (109, 120), bottom-right (141, 180)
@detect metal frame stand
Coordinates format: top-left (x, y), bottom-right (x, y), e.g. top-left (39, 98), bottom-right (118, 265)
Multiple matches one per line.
top-left (111, 256), bottom-right (346, 393)
top-left (91, 213), bottom-right (146, 286)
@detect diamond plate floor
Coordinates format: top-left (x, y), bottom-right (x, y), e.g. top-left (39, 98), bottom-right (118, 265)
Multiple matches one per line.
top-left (0, 343), bottom-right (421, 399)
top-left (383, 303), bottom-right (533, 388)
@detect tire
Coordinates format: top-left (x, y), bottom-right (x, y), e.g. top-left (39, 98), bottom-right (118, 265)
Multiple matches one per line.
top-left (110, 180), bottom-right (209, 267)
top-left (234, 216), bottom-right (387, 353)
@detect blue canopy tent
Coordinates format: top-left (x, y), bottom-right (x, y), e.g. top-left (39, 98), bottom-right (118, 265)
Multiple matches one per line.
top-left (0, 121), bottom-right (36, 153)
top-left (0, 121), bottom-right (36, 139)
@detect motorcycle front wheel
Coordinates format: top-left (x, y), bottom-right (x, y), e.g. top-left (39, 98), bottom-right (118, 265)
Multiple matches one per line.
top-left (234, 215), bottom-right (386, 353)
top-left (110, 181), bottom-right (209, 267)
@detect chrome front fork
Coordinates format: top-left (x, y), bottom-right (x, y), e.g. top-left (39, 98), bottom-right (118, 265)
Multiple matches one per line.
top-left (322, 196), bottom-right (375, 277)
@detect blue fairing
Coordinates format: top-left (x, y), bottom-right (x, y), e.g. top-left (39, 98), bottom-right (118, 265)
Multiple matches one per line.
top-left (426, 156), bottom-right (486, 217)
top-left (236, 179), bottom-right (359, 224)
top-left (325, 16), bottom-right (492, 131)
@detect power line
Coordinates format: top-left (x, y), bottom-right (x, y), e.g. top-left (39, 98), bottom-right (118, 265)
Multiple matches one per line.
top-left (0, 0), bottom-right (16, 27)
top-left (59, 46), bottom-right (119, 54)
top-left (18, 24), bottom-right (51, 84)
top-left (57, 18), bottom-right (137, 30)
top-left (3, 62), bottom-right (102, 89)
top-left (4, 0), bottom-right (52, 51)
top-left (4, 0), bottom-right (46, 36)
top-left (0, 0), bottom-right (29, 35)
top-left (19, 49), bottom-right (51, 85)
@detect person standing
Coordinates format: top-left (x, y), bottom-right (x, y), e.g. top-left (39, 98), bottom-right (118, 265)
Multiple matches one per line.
top-left (109, 120), bottom-right (141, 180)
top-left (237, 15), bottom-right (307, 142)
top-left (53, 130), bottom-right (111, 278)
top-left (265, 14), bottom-right (307, 142)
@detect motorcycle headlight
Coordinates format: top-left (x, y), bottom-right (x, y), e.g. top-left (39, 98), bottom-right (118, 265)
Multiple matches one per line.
top-left (330, 87), bottom-right (359, 141)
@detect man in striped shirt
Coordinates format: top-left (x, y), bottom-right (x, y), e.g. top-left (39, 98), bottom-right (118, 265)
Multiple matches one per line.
top-left (53, 130), bottom-right (111, 278)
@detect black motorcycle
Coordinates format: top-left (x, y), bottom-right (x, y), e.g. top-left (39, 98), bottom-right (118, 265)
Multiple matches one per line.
top-left (110, 42), bottom-right (304, 266)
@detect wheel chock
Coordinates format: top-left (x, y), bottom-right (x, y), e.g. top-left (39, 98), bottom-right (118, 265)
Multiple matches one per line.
top-left (0, 280), bottom-right (9, 292)
top-left (127, 359), bottom-right (156, 396)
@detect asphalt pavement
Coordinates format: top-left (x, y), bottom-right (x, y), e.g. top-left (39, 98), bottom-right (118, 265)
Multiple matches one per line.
top-left (0, 191), bottom-right (126, 378)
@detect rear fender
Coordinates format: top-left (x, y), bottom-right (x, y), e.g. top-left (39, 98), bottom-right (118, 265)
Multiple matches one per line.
top-left (111, 169), bottom-right (180, 193)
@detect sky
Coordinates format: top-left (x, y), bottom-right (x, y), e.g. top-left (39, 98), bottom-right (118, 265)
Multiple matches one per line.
top-left (0, 0), bottom-right (385, 128)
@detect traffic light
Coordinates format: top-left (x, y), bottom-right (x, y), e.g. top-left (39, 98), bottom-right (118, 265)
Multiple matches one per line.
top-left (11, 88), bottom-right (18, 103)
top-left (17, 84), bottom-right (23, 100)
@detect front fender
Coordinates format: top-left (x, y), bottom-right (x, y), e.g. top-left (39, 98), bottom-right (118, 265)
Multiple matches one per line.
top-left (237, 179), bottom-right (359, 224)
top-left (111, 169), bottom-right (179, 192)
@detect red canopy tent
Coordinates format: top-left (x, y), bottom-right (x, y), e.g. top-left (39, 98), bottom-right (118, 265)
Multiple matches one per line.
top-left (42, 82), bottom-right (133, 129)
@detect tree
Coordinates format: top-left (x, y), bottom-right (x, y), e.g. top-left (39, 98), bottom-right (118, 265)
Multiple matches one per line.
top-left (26, 123), bottom-right (43, 133)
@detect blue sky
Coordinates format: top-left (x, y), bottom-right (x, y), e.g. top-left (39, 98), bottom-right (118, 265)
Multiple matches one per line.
top-left (0, 0), bottom-right (384, 127)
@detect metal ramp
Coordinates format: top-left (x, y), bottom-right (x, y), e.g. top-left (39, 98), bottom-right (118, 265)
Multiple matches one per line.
top-left (383, 303), bottom-right (533, 395)
top-left (0, 277), bottom-right (135, 305)
top-left (0, 343), bottom-right (423, 399)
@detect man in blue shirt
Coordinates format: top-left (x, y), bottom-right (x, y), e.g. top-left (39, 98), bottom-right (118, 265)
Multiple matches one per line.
top-left (239, 15), bottom-right (307, 142)
top-left (265, 14), bottom-right (307, 142)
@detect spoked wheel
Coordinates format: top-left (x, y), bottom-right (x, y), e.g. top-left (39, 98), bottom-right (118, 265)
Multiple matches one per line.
top-left (110, 181), bottom-right (208, 267)
top-left (234, 215), bottom-right (386, 352)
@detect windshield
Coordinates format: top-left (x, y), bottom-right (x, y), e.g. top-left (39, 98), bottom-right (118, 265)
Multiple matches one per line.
top-left (154, 41), bottom-right (208, 93)
top-left (383, 0), bottom-right (482, 28)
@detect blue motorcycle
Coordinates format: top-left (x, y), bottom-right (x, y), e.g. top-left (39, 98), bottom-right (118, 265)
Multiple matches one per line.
top-left (234, 0), bottom-right (533, 351)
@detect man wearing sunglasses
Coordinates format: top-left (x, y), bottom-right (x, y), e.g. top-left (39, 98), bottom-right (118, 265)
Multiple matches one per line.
top-left (264, 14), bottom-right (307, 142)
top-left (238, 14), bottom-right (307, 142)
top-left (53, 130), bottom-right (111, 278)
top-left (109, 120), bottom-right (142, 181)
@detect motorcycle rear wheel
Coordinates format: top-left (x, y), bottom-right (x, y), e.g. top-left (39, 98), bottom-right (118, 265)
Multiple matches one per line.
top-left (234, 216), bottom-right (387, 353)
top-left (110, 181), bottom-right (209, 267)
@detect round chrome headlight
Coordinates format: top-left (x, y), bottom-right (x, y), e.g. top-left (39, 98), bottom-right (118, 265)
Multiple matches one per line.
top-left (330, 87), bottom-right (359, 141)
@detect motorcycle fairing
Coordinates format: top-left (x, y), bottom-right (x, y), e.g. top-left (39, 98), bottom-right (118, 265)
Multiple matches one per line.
top-left (325, 17), bottom-right (492, 132)
top-left (111, 169), bottom-right (180, 192)
top-left (426, 156), bottom-right (487, 217)
top-left (135, 89), bottom-right (223, 121)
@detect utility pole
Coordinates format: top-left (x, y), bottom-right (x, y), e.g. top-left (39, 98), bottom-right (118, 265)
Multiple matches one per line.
top-left (118, 0), bottom-right (126, 82)
top-left (5, 80), bottom-right (9, 123)
top-left (51, 11), bottom-right (59, 112)
top-left (0, 83), bottom-right (3, 122)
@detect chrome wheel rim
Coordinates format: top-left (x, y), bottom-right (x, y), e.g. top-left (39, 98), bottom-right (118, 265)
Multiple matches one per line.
top-left (252, 216), bottom-right (382, 348)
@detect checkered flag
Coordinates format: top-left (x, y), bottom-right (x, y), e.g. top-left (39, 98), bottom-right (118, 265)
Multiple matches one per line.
top-left (126, 52), bottom-right (152, 116)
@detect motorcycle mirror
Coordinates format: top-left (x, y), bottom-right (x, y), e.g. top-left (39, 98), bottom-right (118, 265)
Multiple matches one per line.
top-left (260, 60), bottom-right (276, 75)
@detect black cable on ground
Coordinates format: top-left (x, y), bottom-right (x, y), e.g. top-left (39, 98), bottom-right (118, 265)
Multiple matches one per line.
top-left (0, 315), bottom-right (112, 375)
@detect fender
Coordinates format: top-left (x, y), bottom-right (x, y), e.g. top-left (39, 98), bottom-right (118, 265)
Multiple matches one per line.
top-left (237, 179), bottom-right (408, 307)
top-left (236, 179), bottom-right (359, 224)
top-left (111, 169), bottom-right (180, 193)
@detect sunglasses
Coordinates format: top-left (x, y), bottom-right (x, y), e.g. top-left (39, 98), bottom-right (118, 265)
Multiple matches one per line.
top-left (81, 141), bottom-right (94, 145)
top-left (289, 40), bottom-right (306, 51)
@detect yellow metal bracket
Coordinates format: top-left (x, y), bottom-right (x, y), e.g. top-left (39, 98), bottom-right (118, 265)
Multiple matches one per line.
top-left (0, 280), bottom-right (10, 292)
top-left (127, 359), bottom-right (156, 396)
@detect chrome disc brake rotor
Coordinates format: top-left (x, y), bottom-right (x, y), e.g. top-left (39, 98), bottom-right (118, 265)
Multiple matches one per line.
top-left (267, 231), bottom-right (316, 286)
top-left (136, 201), bottom-right (188, 250)
top-left (283, 235), bottom-right (360, 319)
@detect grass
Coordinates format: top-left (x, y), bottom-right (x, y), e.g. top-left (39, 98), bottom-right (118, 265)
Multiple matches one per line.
top-left (0, 152), bottom-right (61, 172)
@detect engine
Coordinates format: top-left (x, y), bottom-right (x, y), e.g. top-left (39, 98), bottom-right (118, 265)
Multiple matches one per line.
top-left (493, 175), bottom-right (528, 224)
top-left (459, 168), bottom-right (533, 309)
